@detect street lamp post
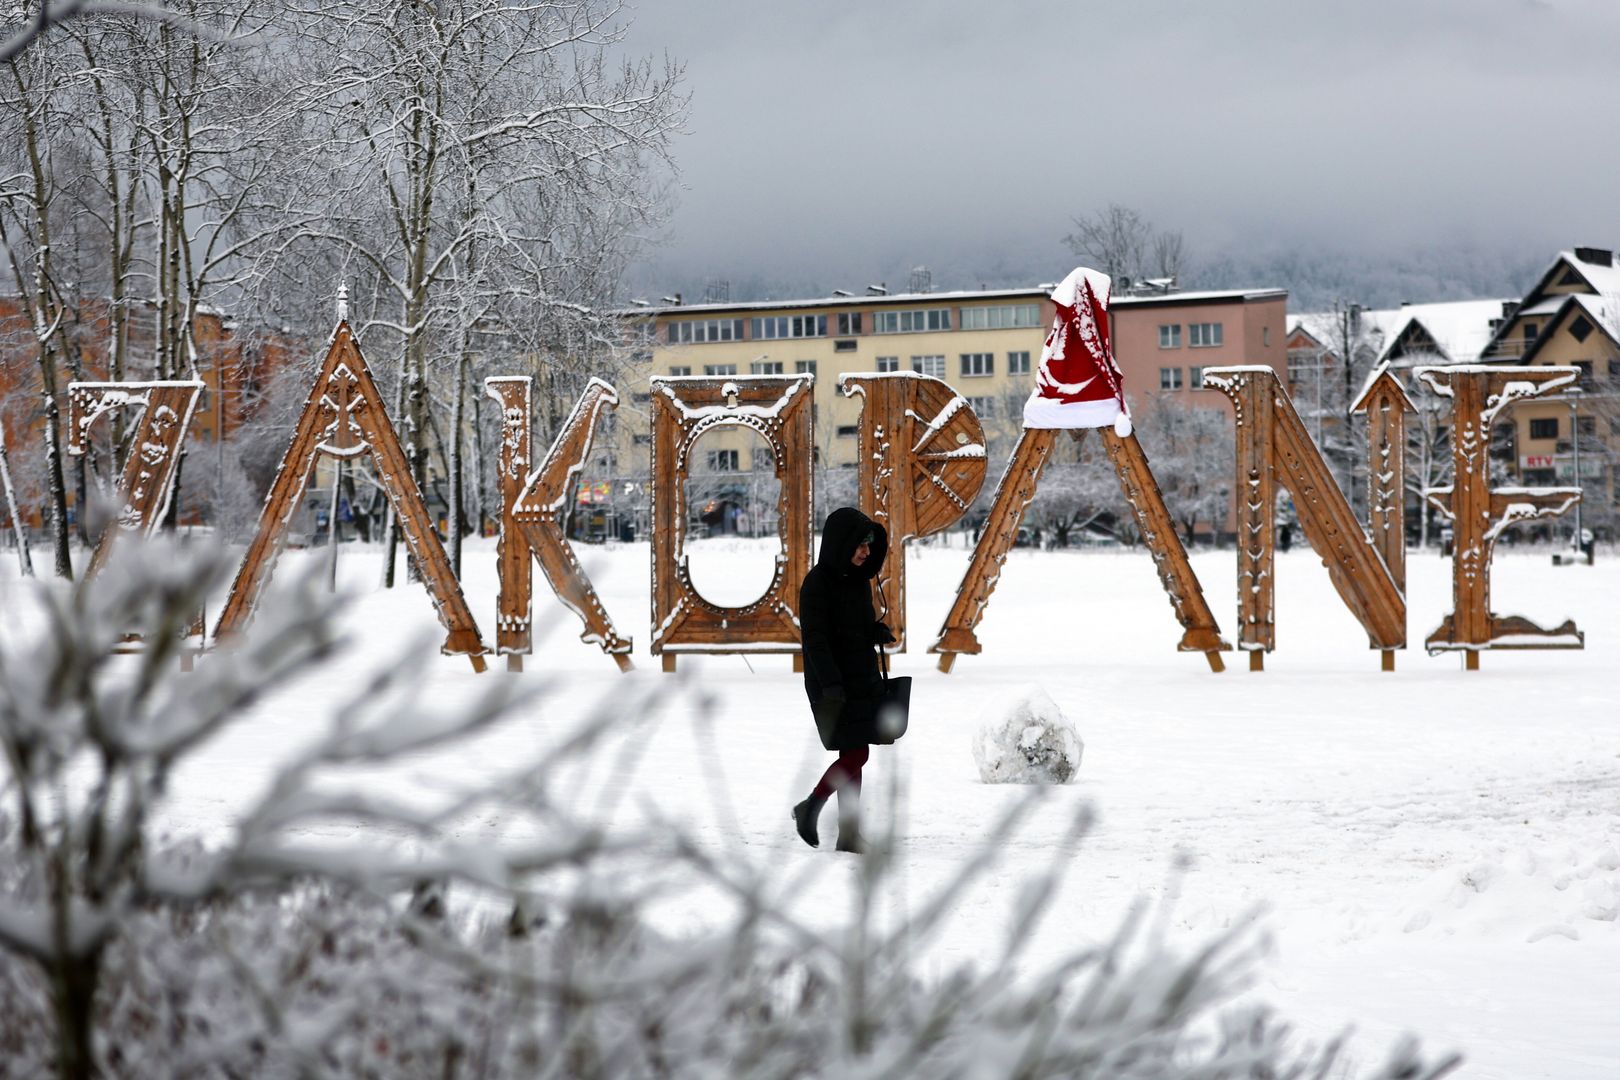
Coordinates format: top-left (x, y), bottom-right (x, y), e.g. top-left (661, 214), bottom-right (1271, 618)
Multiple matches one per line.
top-left (1565, 387), bottom-right (1584, 551)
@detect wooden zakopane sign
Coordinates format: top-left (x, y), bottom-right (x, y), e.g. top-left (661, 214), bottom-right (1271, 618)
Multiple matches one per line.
top-left (66, 380), bottom-right (204, 578)
top-left (1203, 365), bottom-right (1406, 670)
top-left (930, 425), bottom-right (1230, 672)
top-left (215, 322), bottom-right (489, 671)
top-left (839, 372), bottom-right (988, 651)
top-left (485, 375), bottom-right (632, 672)
top-left (649, 375), bottom-right (813, 672)
top-left (1415, 364), bottom-right (1583, 668)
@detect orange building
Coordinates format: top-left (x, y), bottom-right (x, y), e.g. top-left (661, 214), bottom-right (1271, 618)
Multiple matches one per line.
top-left (0, 297), bottom-right (300, 530)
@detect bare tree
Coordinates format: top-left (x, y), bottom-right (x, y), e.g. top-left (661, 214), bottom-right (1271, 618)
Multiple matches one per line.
top-left (1064, 203), bottom-right (1148, 281)
top-left (287, 0), bottom-right (683, 581)
top-left (1, 40), bottom-right (77, 576)
top-left (0, 0), bottom-right (245, 65)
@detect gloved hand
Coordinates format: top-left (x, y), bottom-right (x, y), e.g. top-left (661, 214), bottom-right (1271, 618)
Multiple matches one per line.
top-left (872, 621), bottom-right (896, 645)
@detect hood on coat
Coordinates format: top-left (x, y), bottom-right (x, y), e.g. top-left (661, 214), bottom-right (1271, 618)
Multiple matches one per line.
top-left (816, 506), bottom-right (887, 580)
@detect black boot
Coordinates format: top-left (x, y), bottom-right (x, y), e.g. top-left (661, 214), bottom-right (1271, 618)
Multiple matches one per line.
top-left (834, 787), bottom-right (867, 854)
top-left (792, 795), bottom-right (825, 848)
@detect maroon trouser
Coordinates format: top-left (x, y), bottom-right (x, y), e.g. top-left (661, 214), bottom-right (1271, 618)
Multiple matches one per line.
top-left (812, 745), bottom-right (869, 800)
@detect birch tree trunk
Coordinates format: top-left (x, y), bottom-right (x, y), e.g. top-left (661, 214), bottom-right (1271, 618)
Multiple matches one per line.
top-left (0, 416), bottom-right (35, 576)
top-left (4, 55), bottom-right (74, 578)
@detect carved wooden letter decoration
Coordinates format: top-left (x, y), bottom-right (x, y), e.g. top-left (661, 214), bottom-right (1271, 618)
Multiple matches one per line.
top-left (1350, 363), bottom-right (1416, 669)
top-left (1415, 364), bottom-right (1584, 668)
top-left (1203, 365), bottom-right (1405, 669)
top-left (66, 380), bottom-right (204, 579)
top-left (485, 375), bottom-right (633, 672)
top-left (930, 425), bottom-right (1229, 673)
top-left (215, 322), bottom-right (489, 671)
top-left (649, 375), bottom-right (813, 672)
top-left (839, 372), bottom-right (988, 651)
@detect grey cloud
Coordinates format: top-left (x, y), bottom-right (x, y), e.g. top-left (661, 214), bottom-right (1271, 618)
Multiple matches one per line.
top-left (619, 0), bottom-right (1620, 294)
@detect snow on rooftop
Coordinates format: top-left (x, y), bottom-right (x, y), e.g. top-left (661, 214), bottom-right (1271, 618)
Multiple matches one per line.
top-left (622, 285), bottom-right (1285, 318)
top-left (1557, 247), bottom-right (1620, 298)
top-left (1289, 299), bottom-right (1512, 365)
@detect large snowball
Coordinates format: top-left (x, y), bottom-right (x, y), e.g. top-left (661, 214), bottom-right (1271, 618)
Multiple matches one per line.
top-left (972, 685), bottom-right (1083, 784)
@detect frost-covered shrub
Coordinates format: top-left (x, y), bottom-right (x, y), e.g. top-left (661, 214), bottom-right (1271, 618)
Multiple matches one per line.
top-left (973, 684), bottom-right (1084, 784)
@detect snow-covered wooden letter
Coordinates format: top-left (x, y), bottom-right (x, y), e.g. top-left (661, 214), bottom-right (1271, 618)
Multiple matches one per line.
top-left (66, 380), bottom-right (204, 579)
top-left (929, 426), bottom-right (1228, 674)
top-left (838, 372), bottom-right (988, 652)
top-left (1203, 365), bottom-right (1405, 669)
top-left (1416, 365), bottom-right (1584, 667)
top-left (484, 375), bottom-right (632, 672)
top-left (649, 375), bottom-right (813, 672)
top-left (215, 322), bottom-right (489, 670)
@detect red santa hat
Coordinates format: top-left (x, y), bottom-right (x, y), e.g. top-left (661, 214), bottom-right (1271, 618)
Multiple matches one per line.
top-left (1022, 266), bottom-right (1131, 437)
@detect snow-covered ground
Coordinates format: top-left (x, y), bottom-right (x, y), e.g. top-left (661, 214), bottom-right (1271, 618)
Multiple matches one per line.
top-left (3, 534), bottom-right (1616, 1078)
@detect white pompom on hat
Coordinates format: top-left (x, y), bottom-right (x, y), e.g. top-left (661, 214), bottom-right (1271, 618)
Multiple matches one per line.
top-left (1022, 266), bottom-right (1132, 436)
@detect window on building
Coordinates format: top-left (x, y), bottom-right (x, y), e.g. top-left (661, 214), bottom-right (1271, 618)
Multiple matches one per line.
top-left (1188, 365), bottom-right (1204, 388)
top-left (751, 360), bottom-right (784, 375)
top-left (667, 318), bottom-right (744, 344)
top-left (1575, 360), bottom-right (1594, 388)
top-left (1159, 367), bottom-right (1183, 390)
top-left (633, 434), bottom-right (651, 445)
top-left (910, 355), bottom-right (945, 378)
top-left (876, 356), bottom-right (899, 373)
top-left (967, 395), bottom-right (996, 419)
top-left (795, 360), bottom-right (817, 374)
top-left (1158, 324), bottom-right (1181, 349)
top-left (751, 314), bottom-right (827, 340)
top-left (1008, 350), bottom-right (1031, 375)
top-left (1263, 326), bottom-right (1271, 347)
top-left (1577, 416), bottom-right (1596, 436)
top-left (960, 352), bottom-right (994, 377)
top-left (668, 365), bottom-right (692, 376)
top-left (1524, 323), bottom-right (1538, 342)
top-left (1529, 417), bottom-right (1559, 440)
top-left (1609, 359), bottom-right (1620, 379)
top-left (836, 424), bottom-right (858, 437)
top-left (1189, 323), bottom-right (1223, 348)
top-left (958, 303), bottom-right (1041, 331)
top-left (632, 392), bottom-right (651, 403)
top-left (837, 312), bottom-right (863, 335)
top-left (834, 340), bottom-right (856, 352)
top-left (704, 363), bottom-right (737, 376)
top-left (873, 308), bottom-right (951, 334)
top-left (1570, 315), bottom-right (1594, 343)
top-left (752, 448), bottom-right (775, 471)
top-left (707, 449), bottom-right (739, 471)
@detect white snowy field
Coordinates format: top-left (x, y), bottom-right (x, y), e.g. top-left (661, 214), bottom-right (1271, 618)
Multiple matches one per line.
top-left (2, 533), bottom-right (1617, 1078)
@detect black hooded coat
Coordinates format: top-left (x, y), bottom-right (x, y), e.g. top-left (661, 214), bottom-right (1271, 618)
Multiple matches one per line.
top-left (799, 507), bottom-right (891, 750)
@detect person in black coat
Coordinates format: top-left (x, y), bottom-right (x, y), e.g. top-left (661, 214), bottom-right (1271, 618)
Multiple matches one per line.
top-left (792, 506), bottom-right (895, 852)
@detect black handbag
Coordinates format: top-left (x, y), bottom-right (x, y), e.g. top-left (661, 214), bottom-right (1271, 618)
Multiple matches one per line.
top-left (867, 650), bottom-right (911, 745)
top-left (812, 651), bottom-right (911, 749)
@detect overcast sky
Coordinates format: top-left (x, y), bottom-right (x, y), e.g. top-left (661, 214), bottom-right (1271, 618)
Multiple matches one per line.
top-left (619, 0), bottom-right (1620, 296)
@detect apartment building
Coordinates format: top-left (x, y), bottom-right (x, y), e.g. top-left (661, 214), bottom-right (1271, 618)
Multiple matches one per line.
top-left (615, 284), bottom-right (1288, 522)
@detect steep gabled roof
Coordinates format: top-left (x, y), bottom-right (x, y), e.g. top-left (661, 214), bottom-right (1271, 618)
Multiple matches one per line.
top-left (1517, 292), bottom-right (1620, 365)
top-left (1376, 299), bottom-right (1513, 366)
top-left (1480, 247), bottom-right (1620, 358)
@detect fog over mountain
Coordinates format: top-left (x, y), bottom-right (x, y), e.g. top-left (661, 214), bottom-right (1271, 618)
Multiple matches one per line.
top-left (619, 0), bottom-right (1618, 309)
